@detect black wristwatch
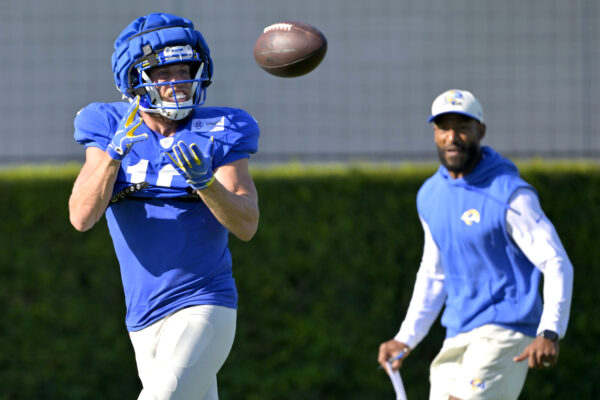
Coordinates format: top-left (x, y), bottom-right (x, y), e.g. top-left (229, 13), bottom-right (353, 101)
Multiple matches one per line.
top-left (538, 330), bottom-right (559, 342)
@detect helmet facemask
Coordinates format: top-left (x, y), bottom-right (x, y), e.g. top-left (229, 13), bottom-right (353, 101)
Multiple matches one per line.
top-left (131, 45), bottom-right (210, 120)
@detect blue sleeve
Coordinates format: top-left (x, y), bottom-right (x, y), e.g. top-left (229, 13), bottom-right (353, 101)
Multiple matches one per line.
top-left (73, 102), bottom-right (122, 150)
top-left (216, 108), bottom-right (260, 167)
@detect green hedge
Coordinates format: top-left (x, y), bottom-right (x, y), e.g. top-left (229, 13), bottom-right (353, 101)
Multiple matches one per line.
top-left (0, 162), bottom-right (598, 399)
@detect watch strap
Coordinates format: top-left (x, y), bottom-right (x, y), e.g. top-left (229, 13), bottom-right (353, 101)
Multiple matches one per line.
top-left (538, 329), bottom-right (559, 342)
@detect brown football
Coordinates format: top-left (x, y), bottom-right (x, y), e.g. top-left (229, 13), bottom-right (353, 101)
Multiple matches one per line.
top-left (253, 21), bottom-right (327, 78)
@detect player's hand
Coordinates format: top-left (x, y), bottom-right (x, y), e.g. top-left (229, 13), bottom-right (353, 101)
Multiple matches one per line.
top-left (378, 339), bottom-right (410, 372)
top-left (106, 96), bottom-right (147, 161)
top-left (513, 336), bottom-right (559, 369)
top-left (165, 138), bottom-right (216, 191)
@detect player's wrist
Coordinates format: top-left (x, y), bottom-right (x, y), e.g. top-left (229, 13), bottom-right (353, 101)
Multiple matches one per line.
top-left (106, 144), bottom-right (126, 161)
top-left (189, 174), bottom-right (216, 191)
top-left (537, 329), bottom-right (559, 342)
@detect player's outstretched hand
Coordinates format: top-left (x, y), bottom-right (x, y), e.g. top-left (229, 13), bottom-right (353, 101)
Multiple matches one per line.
top-left (513, 336), bottom-right (559, 369)
top-left (165, 137), bottom-right (216, 191)
top-left (107, 96), bottom-right (147, 160)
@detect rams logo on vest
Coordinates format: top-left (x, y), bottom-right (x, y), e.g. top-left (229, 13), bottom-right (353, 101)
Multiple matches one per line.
top-left (461, 209), bottom-right (480, 226)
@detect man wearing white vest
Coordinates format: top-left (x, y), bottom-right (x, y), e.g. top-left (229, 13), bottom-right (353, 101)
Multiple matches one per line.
top-left (377, 89), bottom-right (573, 400)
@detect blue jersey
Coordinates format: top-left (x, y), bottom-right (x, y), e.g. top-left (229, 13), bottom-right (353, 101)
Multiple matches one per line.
top-left (74, 102), bottom-right (260, 331)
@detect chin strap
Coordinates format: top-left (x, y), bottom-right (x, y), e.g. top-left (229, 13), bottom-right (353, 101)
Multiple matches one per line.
top-left (138, 102), bottom-right (193, 120)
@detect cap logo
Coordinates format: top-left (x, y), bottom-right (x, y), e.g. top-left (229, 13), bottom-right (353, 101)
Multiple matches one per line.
top-left (444, 90), bottom-right (464, 106)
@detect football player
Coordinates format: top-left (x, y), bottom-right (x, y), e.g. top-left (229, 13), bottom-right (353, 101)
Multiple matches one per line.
top-left (69, 13), bottom-right (260, 399)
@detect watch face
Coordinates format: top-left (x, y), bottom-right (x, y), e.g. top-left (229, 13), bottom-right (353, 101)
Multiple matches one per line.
top-left (542, 330), bottom-right (559, 341)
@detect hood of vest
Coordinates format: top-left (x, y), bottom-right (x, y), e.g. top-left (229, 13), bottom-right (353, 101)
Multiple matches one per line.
top-left (437, 146), bottom-right (520, 212)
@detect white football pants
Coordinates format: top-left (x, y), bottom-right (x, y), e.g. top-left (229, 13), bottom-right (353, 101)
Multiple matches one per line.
top-left (129, 305), bottom-right (236, 400)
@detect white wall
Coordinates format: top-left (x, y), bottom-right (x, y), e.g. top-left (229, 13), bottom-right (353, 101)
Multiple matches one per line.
top-left (1, 0), bottom-right (598, 163)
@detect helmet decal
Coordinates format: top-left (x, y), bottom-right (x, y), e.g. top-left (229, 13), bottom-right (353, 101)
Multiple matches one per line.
top-left (111, 13), bottom-right (213, 120)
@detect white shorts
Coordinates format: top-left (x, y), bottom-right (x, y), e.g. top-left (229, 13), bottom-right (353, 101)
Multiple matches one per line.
top-left (429, 324), bottom-right (533, 400)
top-left (129, 305), bottom-right (237, 400)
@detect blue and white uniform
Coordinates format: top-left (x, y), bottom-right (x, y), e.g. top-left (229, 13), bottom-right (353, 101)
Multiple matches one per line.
top-left (394, 146), bottom-right (573, 399)
top-left (395, 147), bottom-right (572, 346)
top-left (74, 102), bottom-right (259, 332)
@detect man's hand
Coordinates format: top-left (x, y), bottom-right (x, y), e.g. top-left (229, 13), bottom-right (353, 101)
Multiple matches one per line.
top-left (378, 339), bottom-right (410, 371)
top-left (513, 336), bottom-right (559, 369)
top-left (165, 137), bottom-right (216, 191)
top-left (107, 96), bottom-right (147, 160)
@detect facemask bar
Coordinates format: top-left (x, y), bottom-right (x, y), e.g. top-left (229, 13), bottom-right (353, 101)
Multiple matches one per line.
top-left (138, 64), bottom-right (206, 108)
top-left (132, 45), bottom-right (210, 120)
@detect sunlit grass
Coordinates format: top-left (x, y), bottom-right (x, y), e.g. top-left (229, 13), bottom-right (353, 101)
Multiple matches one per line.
top-left (0, 159), bottom-right (597, 181)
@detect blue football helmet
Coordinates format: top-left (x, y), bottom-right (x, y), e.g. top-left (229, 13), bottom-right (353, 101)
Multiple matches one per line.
top-left (112, 13), bottom-right (213, 120)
